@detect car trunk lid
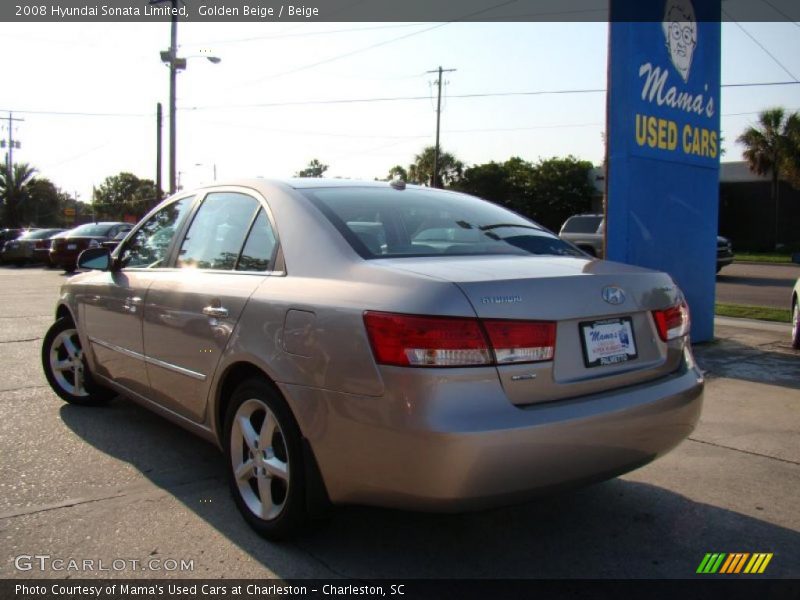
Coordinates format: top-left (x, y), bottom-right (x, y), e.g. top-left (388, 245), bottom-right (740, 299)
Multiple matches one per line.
top-left (378, 255), bottom-right (686, 406)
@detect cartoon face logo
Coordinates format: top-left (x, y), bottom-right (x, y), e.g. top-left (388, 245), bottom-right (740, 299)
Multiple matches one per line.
top-left (662, 0), bottom-right (697, 83)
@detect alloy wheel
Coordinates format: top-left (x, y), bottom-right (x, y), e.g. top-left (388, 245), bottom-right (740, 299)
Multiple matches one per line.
top-left (230, 398), bottom-right (290, 521)
top-left (49, 327), bottom-right (89, 397)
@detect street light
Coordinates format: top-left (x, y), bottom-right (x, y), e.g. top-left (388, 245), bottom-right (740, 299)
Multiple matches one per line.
top-left (151, 0), bottom-right (220, 195)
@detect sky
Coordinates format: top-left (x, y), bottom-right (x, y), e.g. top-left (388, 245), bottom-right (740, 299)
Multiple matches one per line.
top-left (0, 17), bottom-right (799, 203)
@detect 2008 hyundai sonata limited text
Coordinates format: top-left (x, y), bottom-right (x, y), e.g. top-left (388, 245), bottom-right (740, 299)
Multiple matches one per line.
top-left (41, 179), bottom-right (704, 539)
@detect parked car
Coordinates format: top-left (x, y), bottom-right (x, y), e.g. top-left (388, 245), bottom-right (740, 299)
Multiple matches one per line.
top-left (41, 179), bottom-right (704, 539)
top-left (102, 230), bottom-right (131, 251)
top-left (559, 214), bottom-right (604, 257)
top-left (0, 228), bottom-right (22, 247)
top-left (560, 215), bottom-right (735, 275)
top-left (49, 222), bottom-right (133, 273)
top-left (39, 230), bottom-right (70, 266)
top-left (716, 236), bottom-right (734, 273)
top-left (791, 260), bottom-right (800, 349)
top-left (0, 228), bottom-right (65, 266)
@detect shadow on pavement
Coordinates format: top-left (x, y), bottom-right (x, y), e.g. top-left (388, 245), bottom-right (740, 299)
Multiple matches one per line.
top-left (60, 396), bottom-right (800, 579)
top-left (694, 338), bottom-right (800, 390)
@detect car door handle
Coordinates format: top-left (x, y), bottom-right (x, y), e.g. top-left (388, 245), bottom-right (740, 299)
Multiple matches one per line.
top-left (203, 306), bottom-right (229, 319)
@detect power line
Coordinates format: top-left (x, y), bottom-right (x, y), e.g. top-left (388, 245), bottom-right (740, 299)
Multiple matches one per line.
top-left (3, 81), bottom-right (799, 119)
top-left (182, 23), bottom-right (433, 47)
top-left (181, 81), bottom-right (799, 112)
top-left (228, 0), bottom-right (520, 89)
top-left (759, 0), bottom-right (800, 29)
top-left (724, 13), bottom-right (799, 82)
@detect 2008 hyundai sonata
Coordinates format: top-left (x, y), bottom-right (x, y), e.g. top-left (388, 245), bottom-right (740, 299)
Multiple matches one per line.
top-left (42, 179), bottom-right (703, 538)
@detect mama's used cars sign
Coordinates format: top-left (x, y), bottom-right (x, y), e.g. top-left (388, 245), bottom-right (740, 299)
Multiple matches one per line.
top-left (607, 0), bottom-right (721, 342)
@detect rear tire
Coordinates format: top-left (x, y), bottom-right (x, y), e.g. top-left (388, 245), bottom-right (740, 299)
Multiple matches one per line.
top-left (41, 317), bottom-right (114, 405)
top-left (792, 299), bottom-right (800, 350)
top-left (224, 378), bottom-right (308, 540)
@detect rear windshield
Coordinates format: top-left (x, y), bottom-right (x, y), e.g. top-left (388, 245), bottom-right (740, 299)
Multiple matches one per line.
top-left (302, 187), bottom-right (583, 259)
top-left (20, 229), bottom-right (62, 240)
top-left (68, 223), bottom-right (115, 237)
top-left (561, 216), bottom-right (602, 234)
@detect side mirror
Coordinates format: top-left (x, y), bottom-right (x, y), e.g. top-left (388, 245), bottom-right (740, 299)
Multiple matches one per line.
top-left (77, 247), bottom-right (112, 271)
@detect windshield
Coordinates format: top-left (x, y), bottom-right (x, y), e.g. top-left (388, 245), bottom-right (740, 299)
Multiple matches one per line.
top-left (302, 187), bottom-right (583, 259)
top-left (68, 223), bottom-right (116, 237)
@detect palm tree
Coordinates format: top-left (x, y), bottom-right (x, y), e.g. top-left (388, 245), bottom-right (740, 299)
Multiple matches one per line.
top-left (736, 108), bottom-right (800, 249)
top-left (407, 146), bottom-right (463, 187)
top-left (0, 162), bottom-right (37, 228)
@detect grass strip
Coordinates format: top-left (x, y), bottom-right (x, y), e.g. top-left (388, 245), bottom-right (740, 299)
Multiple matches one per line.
top-left (715, 303), bottom-right (791, 323)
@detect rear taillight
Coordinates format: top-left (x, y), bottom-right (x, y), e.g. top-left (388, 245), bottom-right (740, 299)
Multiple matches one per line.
top-left (652, 301), bottom-right (690, 342)
top-left (483, 320), bottom-right (556, 363)
top-left (363, 312), bottom-right (491, 367)
top-left (363, 311), bottom-right (556, 367)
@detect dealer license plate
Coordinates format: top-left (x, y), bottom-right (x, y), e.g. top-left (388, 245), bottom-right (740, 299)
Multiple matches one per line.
top-left (67, 244), bottom-right (77, 250)
top-left (579, 317), bottom-right (638, 368)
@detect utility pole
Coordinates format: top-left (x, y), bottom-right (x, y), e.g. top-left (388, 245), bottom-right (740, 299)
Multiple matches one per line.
top-left (426, 66), bottom-right (456, 188)
top-left (153, 0), bottom-right (183, 195)
top-left (167, 3), bottom-right (179, 195)
top-left (156, 102), bottom-right (163, 207)
top-left (2, 112), bottom-right (24, 172)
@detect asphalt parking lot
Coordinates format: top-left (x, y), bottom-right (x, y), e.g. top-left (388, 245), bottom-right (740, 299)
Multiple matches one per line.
top-left (0, 265), bottom-right (798, 580)
top-left (716, 262), bottom-right (798, 309)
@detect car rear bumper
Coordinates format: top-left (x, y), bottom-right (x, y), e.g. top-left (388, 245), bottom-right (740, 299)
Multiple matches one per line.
top-left (49, 250), bottom-right (80, 267)
top-left (283, 347), bottom-right (704, 511)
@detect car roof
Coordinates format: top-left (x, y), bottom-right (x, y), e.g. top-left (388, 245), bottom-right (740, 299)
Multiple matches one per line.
top-left (192, 177), bottom-right (422, 192)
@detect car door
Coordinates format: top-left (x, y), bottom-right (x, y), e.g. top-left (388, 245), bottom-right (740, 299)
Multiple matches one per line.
top-left (80, 197), bottom-right (195, 398)
top-left (142, 190), bottom-right (280, 423)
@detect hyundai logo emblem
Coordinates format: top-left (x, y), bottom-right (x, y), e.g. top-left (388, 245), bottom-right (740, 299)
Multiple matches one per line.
top-left (602, 286), bottom-right (626, 305)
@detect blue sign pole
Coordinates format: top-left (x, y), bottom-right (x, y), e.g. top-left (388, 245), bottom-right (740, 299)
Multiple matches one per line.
top-left (607, 0), bottom-right (721, 342)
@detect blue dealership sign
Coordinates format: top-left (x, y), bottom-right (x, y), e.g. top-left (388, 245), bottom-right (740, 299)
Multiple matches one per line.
top-left (607, 0), bottom-right (721, 342)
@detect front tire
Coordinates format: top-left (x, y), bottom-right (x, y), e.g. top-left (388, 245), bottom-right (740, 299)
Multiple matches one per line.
top-left (792, 299), bottom-right (800, 349)
top-left (41, 317), bottom-right (114, 405)
top-left (224, 378), bottom-right (308, 540)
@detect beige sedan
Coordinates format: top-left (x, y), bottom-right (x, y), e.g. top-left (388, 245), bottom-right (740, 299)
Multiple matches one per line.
top-left (42, 179), bottom-right (703, 539)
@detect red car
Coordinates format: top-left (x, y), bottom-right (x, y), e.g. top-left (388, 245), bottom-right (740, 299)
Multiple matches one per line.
top-left (49, 222), bottom-right (133, 273)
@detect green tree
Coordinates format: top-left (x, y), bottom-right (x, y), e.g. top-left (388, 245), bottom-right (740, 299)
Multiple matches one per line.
top-left (295, 159), bottom-right (329, 178)
top-left (92, 172), bottom-right (158, 221)
top-left (526, 156), bottom-right (595, 231)
top-left (407, 146), bottom-right (463, 187)
top-left (454, 156), bottom-right (594, 231)
top-left (453, 158), bottom-right (528, 210)
top-left (387, 165), bottom-right (408, 181)
top-left (0, 162), bottom-right (36, 228)
top-left (737, 107), bottom-right (800, 248)
top-left (22, 178), bottom-right (73, 227)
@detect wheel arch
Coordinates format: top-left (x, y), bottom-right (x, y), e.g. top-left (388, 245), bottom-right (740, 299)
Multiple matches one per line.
top-left (212, 360), bottom-right (332, 515)
top-left (55, 303), bottom-right (75, 323)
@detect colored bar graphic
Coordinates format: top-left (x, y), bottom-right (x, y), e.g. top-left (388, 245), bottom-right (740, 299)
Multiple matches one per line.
top-left (758, 554), bottom-right (773, 573)
top-left (710, 553), bottom-right (726, 573)
top-left (697, 553), bottom-right (728, 574)
top-left (719, 553), bottom-right (749, 574)
top-left (733, 553), bottom-right (750, 574)
top-left (744, 553), bottom-right (774, 574)
top-left (697, 552), bottom-right (772, 575)
top-left (697, 554), bottom-right (713, 574)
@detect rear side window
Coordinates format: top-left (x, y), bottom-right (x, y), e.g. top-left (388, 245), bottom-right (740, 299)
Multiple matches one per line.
top-left (237, 210), bottom-right (278, 272)
top-left (302, 187), bottom-right (582, 259)
top-left (561, 216), bottom-right (602, 234)
top-left (177, 192), bottom-right (261, 270)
